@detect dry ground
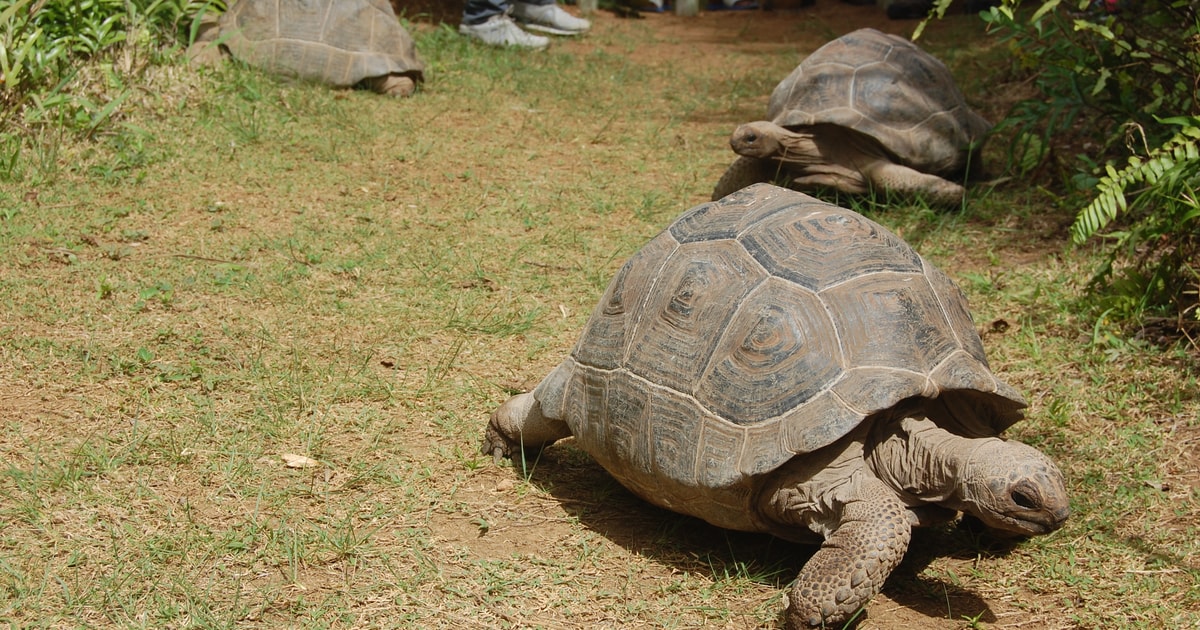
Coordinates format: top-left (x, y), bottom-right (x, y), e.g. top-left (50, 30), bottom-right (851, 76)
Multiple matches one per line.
top-left (0, 4), bottom-right (1197, 630)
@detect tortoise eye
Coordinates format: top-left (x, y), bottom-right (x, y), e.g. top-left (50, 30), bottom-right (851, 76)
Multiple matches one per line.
top-left (1012, 489), bottom-right (1039, 510)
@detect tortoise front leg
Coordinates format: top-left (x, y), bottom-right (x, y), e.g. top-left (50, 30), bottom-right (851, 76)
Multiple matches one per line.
top-left (483, 393), bottom-right (572, 462)
top-left (711, 156), bottom-right (776, 200)
top-left (786, 477), bottom-right (911, 628)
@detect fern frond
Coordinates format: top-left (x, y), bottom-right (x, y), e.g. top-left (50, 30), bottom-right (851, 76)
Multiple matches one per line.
top-left (1071, 123), bottom-right (1200, 244)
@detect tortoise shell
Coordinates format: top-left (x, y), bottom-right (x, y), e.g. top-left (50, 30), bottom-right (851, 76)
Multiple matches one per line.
top-left (218, 0), bottom-right (424, 89)
top-left (534, 184), bottom-right (1024, 531)
top-left (768, 28), bottom-right (990, 177)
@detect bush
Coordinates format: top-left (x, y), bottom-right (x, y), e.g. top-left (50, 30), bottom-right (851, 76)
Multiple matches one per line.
top-left (983, 0), bottom-right (1199, 173)
top-left (0, 0), bottom-right (221, 181)
top-left (1072, 117), bottom-right (1199, 340)
top-left (981, 0), bottom-right (1200, 345)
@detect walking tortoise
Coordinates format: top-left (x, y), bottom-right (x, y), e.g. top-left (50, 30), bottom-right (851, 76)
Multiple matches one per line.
top-left (712, 29), bottom-right (991, 206)
top-left (485, 184), bottom-right (1068, 627)
top-left (189, 0), bottom-right (425, 97)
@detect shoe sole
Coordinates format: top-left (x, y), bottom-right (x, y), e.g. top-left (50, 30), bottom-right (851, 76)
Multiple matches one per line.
top-left (458, 26), bottom-right (549, 48)
top-left (516, 21), bottom-right (587, 36)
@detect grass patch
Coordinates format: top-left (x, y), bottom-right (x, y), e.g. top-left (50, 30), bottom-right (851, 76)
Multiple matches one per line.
top-left (0, 8), bottom-right (1196, 630)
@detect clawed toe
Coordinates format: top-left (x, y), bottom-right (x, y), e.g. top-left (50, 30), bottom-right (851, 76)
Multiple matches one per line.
top-left (481, 421), bottom-right (517, 463)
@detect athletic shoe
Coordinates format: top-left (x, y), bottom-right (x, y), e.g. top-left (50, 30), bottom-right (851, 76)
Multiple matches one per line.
top-left (459, 14), bottom-right (550, 49)
top-left (512, 3), bottom-right (591, 36)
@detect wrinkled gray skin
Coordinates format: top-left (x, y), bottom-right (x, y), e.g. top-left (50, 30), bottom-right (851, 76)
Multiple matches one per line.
top-left (719, 122), bottom-right (968, 207)
top-left (486, 399), bottom-right (1069, 628)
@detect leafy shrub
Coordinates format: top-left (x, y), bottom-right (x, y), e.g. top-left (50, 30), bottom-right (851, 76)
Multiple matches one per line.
top-left (0, 0), bottom-right (221, 180)
top-left (983, 0), bottom-right (1199, 175)
top-left (982, 0), bottom-right (1200, 345)
top-left (1072, 117), bottom-right (1199, 337)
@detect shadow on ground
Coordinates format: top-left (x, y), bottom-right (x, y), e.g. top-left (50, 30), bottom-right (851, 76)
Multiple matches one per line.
top-left (516, 440), bottom-right (1024, 627)
top-left (393, 0), bottom-right (463, 23)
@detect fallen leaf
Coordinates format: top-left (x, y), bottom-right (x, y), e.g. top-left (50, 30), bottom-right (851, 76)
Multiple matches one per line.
top-left (282, 453), bottom-right (318, 468)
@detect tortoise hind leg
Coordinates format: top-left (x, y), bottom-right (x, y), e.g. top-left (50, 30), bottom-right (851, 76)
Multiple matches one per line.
top-left (866, 162), bottom-right (965, 207)
top-left (363, 74), bottom-right (418, 97)
top-left (483, 392), bottom-right (572, 463)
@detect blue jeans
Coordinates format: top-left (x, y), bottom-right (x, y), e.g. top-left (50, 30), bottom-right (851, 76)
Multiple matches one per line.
top-left (463, 0), bottom-right (554, 25)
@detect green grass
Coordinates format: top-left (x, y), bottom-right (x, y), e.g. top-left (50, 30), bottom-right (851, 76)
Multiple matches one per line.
top-left (0, 9), bottom-right (1197, 630)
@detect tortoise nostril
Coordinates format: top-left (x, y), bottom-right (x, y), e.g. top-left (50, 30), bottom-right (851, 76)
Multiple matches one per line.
top-left (1012, 489), bottom-right (1038, 510)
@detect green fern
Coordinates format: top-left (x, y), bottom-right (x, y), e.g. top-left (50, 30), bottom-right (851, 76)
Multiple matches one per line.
top-left (1071, 119), bottom-right (1200, 244)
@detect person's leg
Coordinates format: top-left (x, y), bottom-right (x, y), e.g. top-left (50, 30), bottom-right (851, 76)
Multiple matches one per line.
top-left (462, 0), bottom-right (510, 25)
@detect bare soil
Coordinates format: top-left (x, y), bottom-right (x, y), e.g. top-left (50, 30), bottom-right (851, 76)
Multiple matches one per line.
top-left (5, 3), bottom-right (1195, 629)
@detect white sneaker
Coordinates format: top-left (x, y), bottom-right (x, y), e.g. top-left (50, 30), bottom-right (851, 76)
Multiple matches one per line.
top-left (459, 14), bottom-right (550, 49)
top-left (512, 2), bottom-right (591, 36)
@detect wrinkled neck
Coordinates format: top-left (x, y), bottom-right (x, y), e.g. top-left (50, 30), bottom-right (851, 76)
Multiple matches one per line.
top-left (867, 416), bottom-right (989, 508)
top-left (774, 130), bottom-right (822, 165)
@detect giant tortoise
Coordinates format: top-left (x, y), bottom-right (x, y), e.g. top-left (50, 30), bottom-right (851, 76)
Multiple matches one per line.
top-left (712, 29), bottom-right (991, 206)
top-left (485, 183), bottom-right (1068, 627)
top-left (189, 0), bottom-right (425, 97)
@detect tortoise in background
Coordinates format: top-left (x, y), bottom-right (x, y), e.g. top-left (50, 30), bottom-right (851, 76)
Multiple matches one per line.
top-left (712, 29), bottom-right (991, 206)
top-left (485, 184), bottom-right (1068, 627)
top-left (189, 0), bottom-right (425, 97)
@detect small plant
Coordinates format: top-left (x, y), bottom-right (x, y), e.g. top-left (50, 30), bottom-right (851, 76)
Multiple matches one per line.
top-left (1069, 118), bottom-right (1200, 341)
top-left (961, 609), bottom-right (988, 628)
top-left (1071, 119), bottom-right (1200, 241)
top-left (980, 0), bottom-right (1200, 344)
top-left (0, 0), bottom-right (223, 179)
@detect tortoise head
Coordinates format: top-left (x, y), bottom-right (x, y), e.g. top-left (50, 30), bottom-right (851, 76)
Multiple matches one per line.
top-left (729, 121), bottom-right (787, 159)
top-left (869, 416), bottom-right (1069, 537)
top-left (957, 439), bottom-right (1070, 536)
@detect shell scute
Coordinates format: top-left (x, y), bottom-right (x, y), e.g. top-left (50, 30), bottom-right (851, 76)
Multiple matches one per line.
top-left (929, 351), bottom-right (1008, 398)
top-left (741, 208), bottom-right (922, 292)
top-left (924, 265), bottom-right (989, 362)
top-left (574, 234), bottom-right (678, 370)
top-left (669, 185), bottom-right (797, 243)
top-left (774, 390), bottom-right (866, 456)
top-left (830, 367), bottom-right (935, 416)
top-left (820, 271), bottom-right (961, 375)
top-left (596, 369), bottom-right (653, 477)
top-left (698, 278), bottom-right (843, 425)
top-left (768, 28), bottom-right (989, 176)
top-left (650, 388), bottom-right (704, 485)
top-left (625, 241), bottom-right (767, 395)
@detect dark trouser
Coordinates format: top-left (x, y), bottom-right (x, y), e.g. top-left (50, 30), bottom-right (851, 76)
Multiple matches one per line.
top-left (463, 0), bottom-right (554, 25)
